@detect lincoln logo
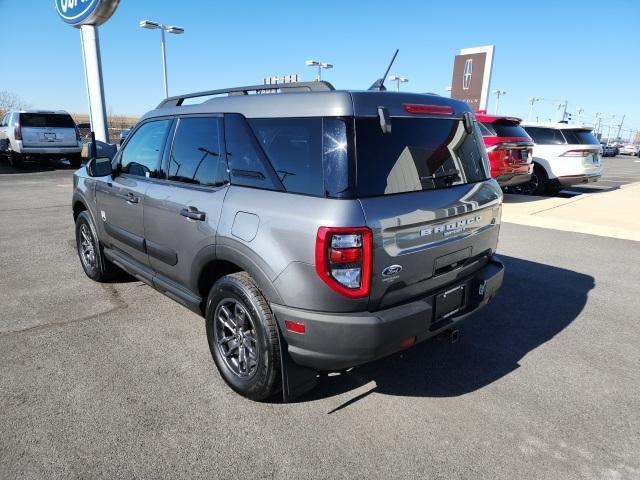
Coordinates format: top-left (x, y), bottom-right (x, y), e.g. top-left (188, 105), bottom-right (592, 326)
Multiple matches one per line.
top-left (462, 58), bottom-right (473, 90)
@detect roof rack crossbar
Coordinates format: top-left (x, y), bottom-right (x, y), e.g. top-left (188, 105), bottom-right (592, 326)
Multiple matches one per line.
top-left (157, 81), bottom-right (335, 108)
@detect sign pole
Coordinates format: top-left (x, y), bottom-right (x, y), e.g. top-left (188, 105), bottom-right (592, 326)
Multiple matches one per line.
top-left (80, 25), bottom-right (109, 143)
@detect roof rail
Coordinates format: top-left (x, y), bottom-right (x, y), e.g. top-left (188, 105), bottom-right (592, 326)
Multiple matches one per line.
top-left (157, 81), bottom-right (335, 108)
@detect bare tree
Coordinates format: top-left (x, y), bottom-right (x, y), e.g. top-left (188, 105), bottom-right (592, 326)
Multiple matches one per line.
top-left (0, 91), bottom-right (30, 117)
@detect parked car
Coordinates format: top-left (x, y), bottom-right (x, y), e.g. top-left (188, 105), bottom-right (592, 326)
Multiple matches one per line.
top-left (475, 113), bottom-right (533, 188)
top-left (72, 81), bottom-right (505, 401)
top-left (601, 144), bottom-right (617, 157)
top-left (118, 128), bottom-right (131, 145)
top-left (0, 110), bottom-right (83, 168)
top-left (520, 122), bottom-right (602, 195)
top-left (619, 144), bottom-right (640, 156)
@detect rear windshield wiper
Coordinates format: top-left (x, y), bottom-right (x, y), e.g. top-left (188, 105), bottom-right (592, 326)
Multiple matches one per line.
top-left (420, 171), bottom-right (460, 181)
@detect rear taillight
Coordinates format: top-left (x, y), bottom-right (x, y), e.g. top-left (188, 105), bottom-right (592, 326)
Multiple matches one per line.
top-left (74, 126), bottom-right (81, 142)
top-left (315, 227), bottom-right (372, 299)
top-left (403, 104), bottom-right (453, 115)
top-left (14, 123), bottom-right (22, 141)
top-left (561, 149), bottom-right (595, 157)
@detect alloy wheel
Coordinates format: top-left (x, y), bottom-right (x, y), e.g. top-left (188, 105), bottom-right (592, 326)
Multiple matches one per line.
top-left (79, 223), bottom-right (97, 270)
top-left (214, 299), bottom-right (259, 378)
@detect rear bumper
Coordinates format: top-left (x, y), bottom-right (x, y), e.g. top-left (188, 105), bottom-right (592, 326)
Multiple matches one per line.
top-left (495, 172), bottom-right (531, 187)
top-left (555, 173), bottom-right (601, 187)
top-left (17, 145), bottom-right (81, 155)
top-left (272, 257), bottom-right (504, 371)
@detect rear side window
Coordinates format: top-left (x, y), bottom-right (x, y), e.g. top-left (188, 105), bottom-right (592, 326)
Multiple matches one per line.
top-left (560, 129), bottom-right (599, 145)
top-left (524, 127), bottom-right (566, 145)
top-left (20, 113), bottom-right (75, 128)
top-left (120, 119), bottom-right (171, 178)
top-left (249, 118), bottom-right (323, 196)
top-left (167, 117), bottom-right (226, 186)
top-left (224, 114), bottom-right (282, 190)
top-left (355, 117), bottom-right (489, 197)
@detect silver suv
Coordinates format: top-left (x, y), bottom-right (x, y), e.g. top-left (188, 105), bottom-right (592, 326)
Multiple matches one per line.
top-left (72, 82), bottom-right (504, 401)
top-left (0, 110), bottom-right (83, 168)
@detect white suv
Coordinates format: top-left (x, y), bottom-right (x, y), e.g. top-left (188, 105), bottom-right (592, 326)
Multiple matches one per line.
top-left (0, 110), bottom-right (83, 168)
top-left (520, 122), bottom-right (602, 195)
top-left (619, 144), bottom-right (639, 156)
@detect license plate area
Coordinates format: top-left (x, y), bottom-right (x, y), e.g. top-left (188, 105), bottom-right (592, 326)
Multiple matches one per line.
top-left (434, 284), bottom-right (466, 322)
top-left (44, 133), bottom-right (56, 141)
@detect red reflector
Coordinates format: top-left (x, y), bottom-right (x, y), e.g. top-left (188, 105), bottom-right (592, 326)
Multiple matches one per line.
top-left (285, 320), bottom-right (306, 334)
top-left (400, 336), bottom-right (416, 348)
top-left (329, 247), bottom-right (362, 264)
top-left (403, 104), bottom-right (453, 115)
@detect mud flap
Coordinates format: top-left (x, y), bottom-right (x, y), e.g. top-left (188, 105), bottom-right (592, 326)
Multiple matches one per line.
top-left (278, 332), bottom-right (318, 402)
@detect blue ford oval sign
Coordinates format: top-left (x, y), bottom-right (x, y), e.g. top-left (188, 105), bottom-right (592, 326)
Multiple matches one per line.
top-left (382, 265), bottom-right (403, 278)
top-left (55, 0), bottom-right (120, 28)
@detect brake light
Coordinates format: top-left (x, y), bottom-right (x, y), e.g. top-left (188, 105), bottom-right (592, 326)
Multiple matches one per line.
top-left (403, 104), bottom-right (453, 115)
top-left (74, 125), bottom-right (81, 142)
top-left (315, 227), bottom-right (372, 298)
top-left (561, 149), bottom-right (595, 157)
top-left (14, 122), bottom-right (22, 141)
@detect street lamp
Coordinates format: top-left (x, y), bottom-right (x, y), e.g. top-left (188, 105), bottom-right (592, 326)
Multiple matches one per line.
top-left (305, 60), bottom-right (333, 81)
top-left (527, 97), bottom-right (539, 120)
top-left (492, 90), bottom-right (506, 114)
top-left (139, 20), bottom-right (184, 98)
top-left (388, 75), bottom-right (408, 92)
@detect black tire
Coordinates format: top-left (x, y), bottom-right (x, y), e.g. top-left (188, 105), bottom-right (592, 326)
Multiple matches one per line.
top-left (75, 211), bottom-right (119, 282)
top-left (205, 272), bottom-right (281, 401)
top-left (521, 164), bottom-right (549, 196)
top-left (69, 154), bottom-right (82, 169)
top-left (7, 151), bottom-right (23, 169)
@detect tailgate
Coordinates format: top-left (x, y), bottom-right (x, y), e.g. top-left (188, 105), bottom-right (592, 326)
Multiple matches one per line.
top-left (360, 182), bottom-right (502, 311)
top-left (21, 127), bottom-right (78, 147)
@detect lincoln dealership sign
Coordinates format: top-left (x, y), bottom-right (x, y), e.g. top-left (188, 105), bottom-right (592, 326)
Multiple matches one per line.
top-left (450, 45), bottom-right (495, 112)
top-left (55, 0), bottom-right (120, 27)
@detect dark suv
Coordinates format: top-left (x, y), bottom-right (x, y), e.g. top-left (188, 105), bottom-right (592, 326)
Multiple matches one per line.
top-left (72, 82), bottom-right (504, 401)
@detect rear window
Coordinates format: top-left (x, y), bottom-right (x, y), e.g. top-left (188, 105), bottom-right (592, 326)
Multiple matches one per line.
top-left (560, 129), bottom-right (599, 145)
top-left (355, 117), bottom-right (489, 197)
top-left (20, 113), bottom-right (75, 128)
top-left (482, 121), bottom-right (530, 139)
top-left (523, 127), bottom-right (566, 145)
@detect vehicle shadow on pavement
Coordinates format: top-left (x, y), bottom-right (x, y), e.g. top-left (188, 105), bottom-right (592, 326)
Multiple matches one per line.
top-left (301, 255), bottom-right (594, 406)
top-left (0, 160), bottom-right (79, 174)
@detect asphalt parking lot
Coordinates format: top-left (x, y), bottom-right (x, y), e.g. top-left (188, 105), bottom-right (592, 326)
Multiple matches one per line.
top-left (1, 158), bottom-right (639, 479)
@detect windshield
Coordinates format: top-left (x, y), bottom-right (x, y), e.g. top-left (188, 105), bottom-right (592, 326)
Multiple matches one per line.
top-left (354, 117), bottom-right (489, 197)
top-left (561, 129), bottom-right (599, 145)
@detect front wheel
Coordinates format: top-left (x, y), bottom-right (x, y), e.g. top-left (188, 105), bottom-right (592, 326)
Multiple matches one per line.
top-left (205, 272), bottom-right (281, 401)
top-left (75, 211), bottom-right (119, 281)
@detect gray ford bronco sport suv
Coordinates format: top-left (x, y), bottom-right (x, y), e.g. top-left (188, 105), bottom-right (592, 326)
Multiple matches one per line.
top-left (72, 81), bottom-right (504, 401)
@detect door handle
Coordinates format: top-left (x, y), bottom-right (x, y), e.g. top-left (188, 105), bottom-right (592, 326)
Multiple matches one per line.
top-left (180, 207), bottom-right (206, 221)
top-left (126, 193), bottom-right (139, 204)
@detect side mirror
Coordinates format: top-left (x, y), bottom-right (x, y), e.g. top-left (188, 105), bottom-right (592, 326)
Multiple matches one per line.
top-left (86, 157), bottom-right (114, 177)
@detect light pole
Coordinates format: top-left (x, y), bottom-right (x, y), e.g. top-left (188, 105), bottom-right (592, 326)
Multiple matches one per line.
top-left (606, 114), bottom-right (616, 146)
top-left (305, 60), bottom-right (333, 81)
top-left (140, 20), bottom-right (184, 98)
top-left (492, 90), bottom-right (506, 114)
top-left (389, 75), bottom-right (408, 92)
top-left (594, 113), bottom-right (602, 137)
top-left (528, 97), bottom-right (539, 120)
top-left (576, 107), bottom-right (584, 125)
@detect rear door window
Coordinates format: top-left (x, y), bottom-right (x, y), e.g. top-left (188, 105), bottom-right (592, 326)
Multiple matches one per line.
top-left (524, 127), bottom-right (566, 145)
top-left (354, 117), bottom-right (489, 197)
top-left (166, 117), bottom-right (227, 186)
top-left (19, 113), bottom-right (75, 128)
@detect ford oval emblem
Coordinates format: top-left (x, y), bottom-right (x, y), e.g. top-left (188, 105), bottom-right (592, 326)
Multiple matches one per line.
top-left (382, 265), bottom-right (403, 277)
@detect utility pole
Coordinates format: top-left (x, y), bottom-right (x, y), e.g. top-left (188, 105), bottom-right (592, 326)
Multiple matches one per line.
top-left (615, 114), bottom-right (625, 143)
top-left (576, 107), bottom-right (584, 125)
top-left (528, 97), bottom-right (539, 120)
top-left (606, 115), bottom-right (616, 146)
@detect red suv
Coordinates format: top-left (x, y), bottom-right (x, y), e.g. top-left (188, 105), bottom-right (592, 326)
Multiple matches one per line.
top-left (476, 113), bottom-right (533, 188)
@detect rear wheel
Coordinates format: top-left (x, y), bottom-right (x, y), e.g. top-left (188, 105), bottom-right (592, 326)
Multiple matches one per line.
top-left (69, 154), bottom-right (82, 169)
top-left (520, 164), bottom-right (549, 195)
top-left (7, 151), bottom-right (23, 169)
top-left (205, 272), bottom-right (281, 401)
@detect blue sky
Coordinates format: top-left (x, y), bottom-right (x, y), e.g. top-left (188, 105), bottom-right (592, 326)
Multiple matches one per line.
top-left (1, 0), bottom-right (639, 137)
